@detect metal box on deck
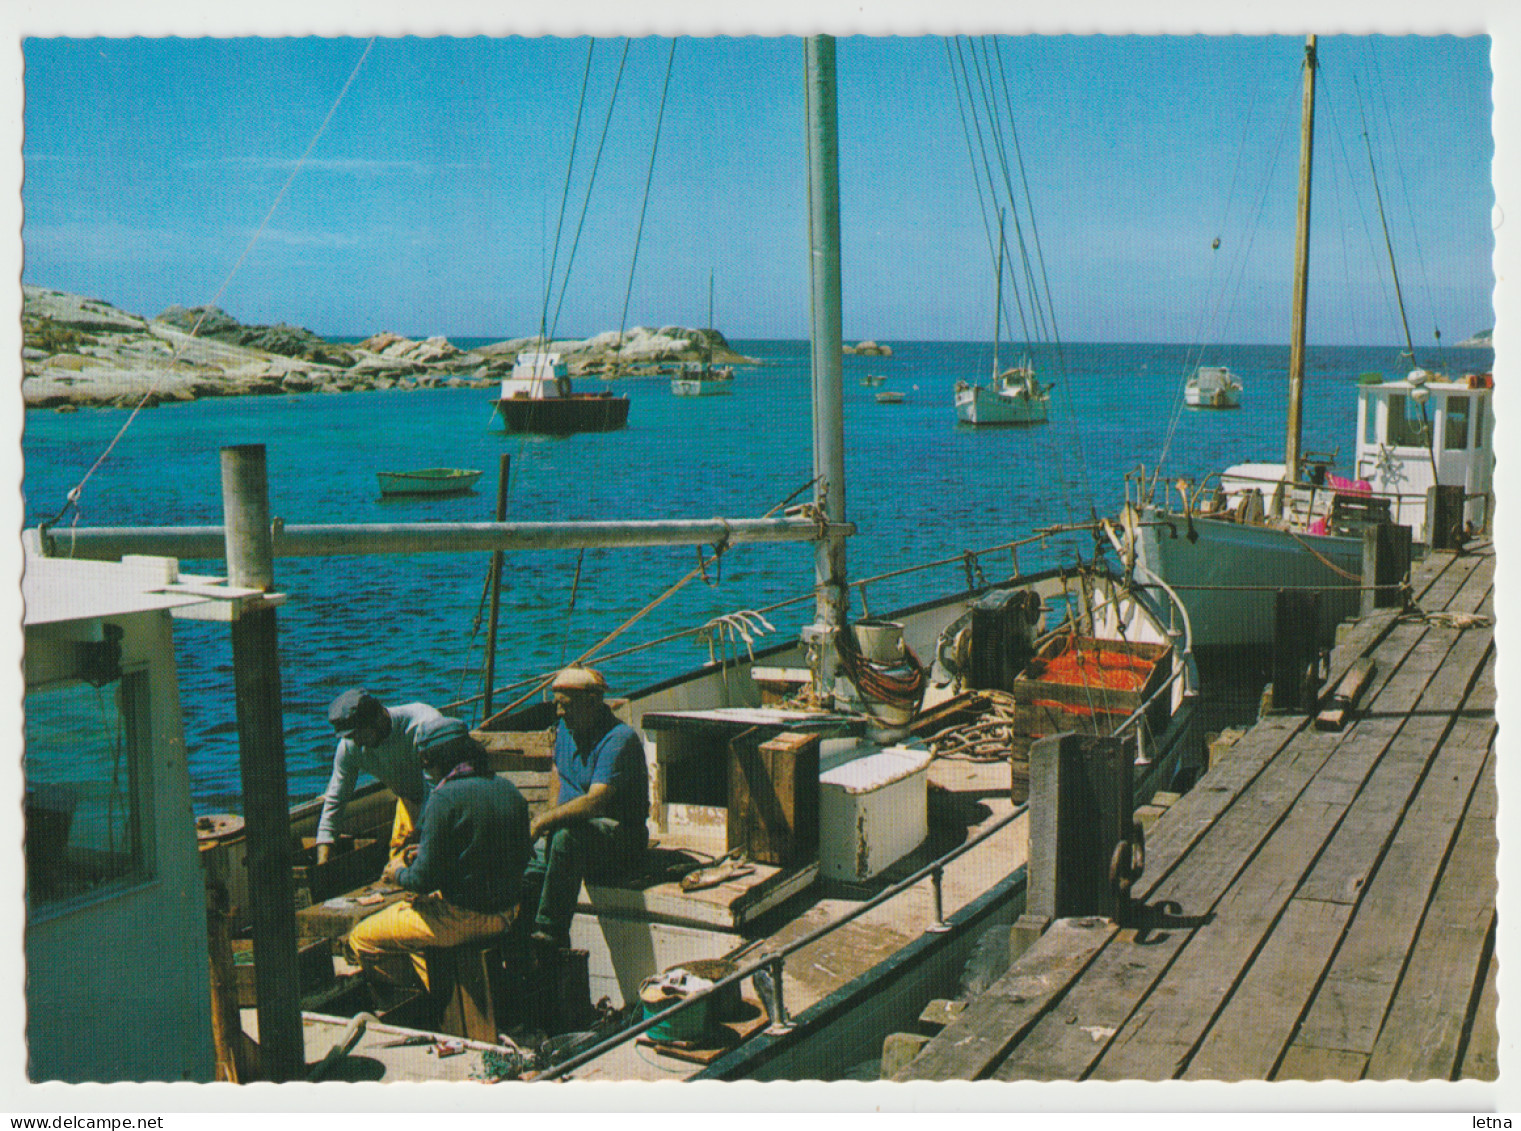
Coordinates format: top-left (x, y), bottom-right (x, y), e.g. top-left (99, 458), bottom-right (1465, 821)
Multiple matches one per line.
top-left (818, 744), bottom-right (932, 882)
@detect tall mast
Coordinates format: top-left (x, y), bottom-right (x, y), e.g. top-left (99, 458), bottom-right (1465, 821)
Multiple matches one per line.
top-left (803, 35), bottom-right (848, 704)
top-left (1283, 34), bottom-right (1317, 495)
top-left (706, 268), bottom-right (715, 372)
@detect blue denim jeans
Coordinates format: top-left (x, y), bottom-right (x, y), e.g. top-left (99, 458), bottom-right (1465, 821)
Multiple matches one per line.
top-left (523, 817), bottom-right (645, 946)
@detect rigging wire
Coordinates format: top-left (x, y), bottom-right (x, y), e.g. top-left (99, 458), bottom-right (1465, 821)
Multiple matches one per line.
top-left (44, 38), bottom-right (378, 535)
top-left (614, 39), bottom-right (679, 375)
top-left (1350, 72), bottom-right (1417, 364)
top-left (546, 39), bottom-right (633, 345)
top-left (1364, 42), bottom-right (1445, 364)
top-left (537, 40), bottom-right (597, 346)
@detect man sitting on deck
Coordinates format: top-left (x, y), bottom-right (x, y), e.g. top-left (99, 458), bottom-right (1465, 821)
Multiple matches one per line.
top-left (345, 716), bottom-right (530, 991)
top-left (316, 689), bottom-right (442, 867)
top-left (522, 666), bottom-right (650, 958)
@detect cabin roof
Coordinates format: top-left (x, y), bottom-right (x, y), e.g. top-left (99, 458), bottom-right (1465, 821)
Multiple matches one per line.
top-left (23, 536), bottom-right (211, 626)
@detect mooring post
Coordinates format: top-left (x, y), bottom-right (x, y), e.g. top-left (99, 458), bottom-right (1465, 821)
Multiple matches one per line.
top-left (1426, 484), bottom-right (1465, 550)
top-left (482, 454), bottom-right (511, 719)
top-left (1271, 588), bottom-right (1322, 713)
top-left (1361, 522), bottom-right (1412, 616)
top-left (221, 444), bottom-right (304, 1081)
top-left (1011, 733), bottom-right (1137, 960)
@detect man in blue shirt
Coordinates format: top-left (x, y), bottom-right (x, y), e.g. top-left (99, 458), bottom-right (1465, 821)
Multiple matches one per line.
top-left (346, 716), bottom-right (530, 991)
top-left (316, 689), bottom-right (442, 866)
top-left (522, 666), bottom-right (649, 954)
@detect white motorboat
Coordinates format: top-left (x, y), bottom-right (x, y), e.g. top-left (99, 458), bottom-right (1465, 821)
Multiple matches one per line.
top-left (1183, 365), bottom-right (1243, 408)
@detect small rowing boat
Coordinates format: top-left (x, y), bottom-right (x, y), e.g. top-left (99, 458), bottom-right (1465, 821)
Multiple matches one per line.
top-left (376, 468), bottom-right (483, 497)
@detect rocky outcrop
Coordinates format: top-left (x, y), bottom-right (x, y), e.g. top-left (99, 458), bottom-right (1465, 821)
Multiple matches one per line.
top-left (844, 340), bottom-right (893, 356)
top-left (22, 287), bottom-right (756, 410)
top-left (1454, 329), bottom-right (1493, 348)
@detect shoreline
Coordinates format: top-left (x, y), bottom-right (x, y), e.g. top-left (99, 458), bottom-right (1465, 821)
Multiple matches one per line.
top-left (22, 286), bottom-right (759, 411)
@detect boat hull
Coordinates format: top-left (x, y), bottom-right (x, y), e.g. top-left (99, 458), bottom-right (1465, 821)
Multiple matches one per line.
top-left (954, 385), bottom-right (1049, 425)
top-left (491, 394), bottom-right (631, 435)
top-left (670, 378), bottom-right (732, 397)
top-left (1136, 508), bottom-right (1363, 652)
top-left (377, 469), bottom-right (483, 496)
top-left (1183, 387), bottom-right (1241, 408)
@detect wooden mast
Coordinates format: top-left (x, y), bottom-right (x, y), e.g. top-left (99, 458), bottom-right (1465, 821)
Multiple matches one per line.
top-left (1283, 34), bottom-right (1317, 501)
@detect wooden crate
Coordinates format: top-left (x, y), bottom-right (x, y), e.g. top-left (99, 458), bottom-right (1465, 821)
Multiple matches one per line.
top-left (1011, 636), bottom-right (1171, 738)
top-left (727, 729), bottom-right (819, 867)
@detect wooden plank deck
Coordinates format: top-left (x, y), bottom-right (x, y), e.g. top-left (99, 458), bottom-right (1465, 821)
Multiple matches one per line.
top-left (896, 542), bottom-right (1497, 1083)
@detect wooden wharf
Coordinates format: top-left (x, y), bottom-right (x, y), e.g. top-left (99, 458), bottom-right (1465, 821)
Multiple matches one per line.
top-left (897, 541), bottom-right (1498, 1083)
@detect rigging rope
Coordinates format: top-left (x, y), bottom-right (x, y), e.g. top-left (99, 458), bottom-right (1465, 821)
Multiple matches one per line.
top-left (45, 38), bottom-right (377, 534)
top-left (537, 40), bottom-right (596, 346)
top-left (613, 39), bottom-right (679, 376)
top-left (547, 39), bottom-right (632, 345)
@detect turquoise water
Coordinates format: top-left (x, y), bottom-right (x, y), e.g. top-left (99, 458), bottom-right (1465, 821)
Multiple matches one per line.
top-left (22, 338), bottom-right (1491, 813)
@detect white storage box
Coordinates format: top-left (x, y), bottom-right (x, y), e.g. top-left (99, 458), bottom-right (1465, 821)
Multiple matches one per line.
top-left (818, 744), bottom-right (932, 882)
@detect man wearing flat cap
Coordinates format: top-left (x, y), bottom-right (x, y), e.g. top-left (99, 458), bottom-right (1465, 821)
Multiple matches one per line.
top-left (316, 689), bottom-right (443, 867)
top-left (521, 665), bottom-right (649, 954)
top-left (346, 716), bottom-right (530, 990)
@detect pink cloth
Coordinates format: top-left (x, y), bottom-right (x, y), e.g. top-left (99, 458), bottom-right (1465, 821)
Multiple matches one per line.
top-left (1327, 474), bottom-right (1372, 494)
top-left (1308, 518), bottom-right (1328, 536)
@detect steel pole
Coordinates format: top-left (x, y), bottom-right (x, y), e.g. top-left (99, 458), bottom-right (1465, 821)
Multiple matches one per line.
top-left (221, 445), bottom-right (304, 1081)
top-left (804, 34), bottom-right (849, 703)
top-left (38, 516), bottom-right (847, 562)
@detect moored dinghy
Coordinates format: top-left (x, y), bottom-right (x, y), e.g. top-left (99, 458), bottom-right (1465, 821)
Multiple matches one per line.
top-left (376, 468), bottom-right (483, 497)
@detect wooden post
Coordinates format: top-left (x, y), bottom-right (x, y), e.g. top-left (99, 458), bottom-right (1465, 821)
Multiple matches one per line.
top-left (1271, 588), bottom-right (1322, 713)
top-left (1361, 523), bottom-right (1412, 616)
top-left (1012, 733), bottom-right (1134, 957)
top-left (1426, 484), bottom-right (1465, 550)
top-left (482, 454), bottom-right (511, 718)
top-left (221, 444), bottom-right (305, 1081)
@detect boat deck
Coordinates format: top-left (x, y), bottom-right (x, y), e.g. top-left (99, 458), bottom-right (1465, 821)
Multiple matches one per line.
top-left (897, 540), bottom-right (1497, 1082)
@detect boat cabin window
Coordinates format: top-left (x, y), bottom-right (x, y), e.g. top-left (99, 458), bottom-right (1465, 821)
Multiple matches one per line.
top-left (24, 671), bottom-right (152, 908)
top-left (1364, 396), bottom-right (1380, 446)
top-left (1474, 396), bottom-right (1487, 449)
top-left (1444, 395), bottom-right (1471, 451)
top-left (1386, 393), bottom-right (1431, 448)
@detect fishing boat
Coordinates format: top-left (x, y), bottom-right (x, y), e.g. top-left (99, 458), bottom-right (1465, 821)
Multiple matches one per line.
top-left (22, 37), bottom-right (1202, 1086)
top-left (953, 215), bottom-right (1052, 427)
top-left (490, 351), bottom-right (631, 435)
top-left (1110, 37), bottom-right (1493, 655)
top-left (875, 390), bottom-right (905, 404)
top-left (861, 374), bottom-right (887, 387)
top-left (376, 468), bottom-right (483, 497)
top-left (1183, 365), bottom-right (1243, 408)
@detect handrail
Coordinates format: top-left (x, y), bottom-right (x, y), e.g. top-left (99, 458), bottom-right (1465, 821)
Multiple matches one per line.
top-left (536, 800), bottom-right (1028, 1080)
top-left (448, 528), bottom-right (1114, 714)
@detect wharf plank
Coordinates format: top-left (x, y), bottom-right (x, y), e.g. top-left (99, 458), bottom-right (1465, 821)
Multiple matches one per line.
top-left (1088, 616), bottom-right (1476, 1080)
top-left (1277, 651), bottom-right (1494, 1067)
top-left (1460, 951), bottom-right (1500, 1081)
top-left (1364, 744), bottom-right (1496, 1080)
top-left (893, 917), bottom-right (1117, 1081)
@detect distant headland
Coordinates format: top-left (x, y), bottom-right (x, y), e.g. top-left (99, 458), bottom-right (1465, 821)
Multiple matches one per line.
top-left (21, 286), bottom-right (759, 411)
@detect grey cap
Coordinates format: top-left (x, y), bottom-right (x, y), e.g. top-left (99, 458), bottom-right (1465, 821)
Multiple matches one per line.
top-left (415, 716), bottom-right (478, 764)
top-left (328, 688), bottom-right (383, 736)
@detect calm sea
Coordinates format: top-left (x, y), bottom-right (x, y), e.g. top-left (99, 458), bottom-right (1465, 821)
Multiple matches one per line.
top-left (22, 338), bottom-right (1492, 814)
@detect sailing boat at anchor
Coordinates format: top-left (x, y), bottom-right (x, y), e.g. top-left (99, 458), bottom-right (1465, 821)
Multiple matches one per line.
top-left (671, 271), bottom-right (734, 396)
top-left (954, 212), bottom-right (1053, 426)
top-left (1111, 36), bottom-right (1494, 654)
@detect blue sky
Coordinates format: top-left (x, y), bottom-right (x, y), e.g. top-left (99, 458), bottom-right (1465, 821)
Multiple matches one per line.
top-left (20, 33), bottom-right (1495, 345)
